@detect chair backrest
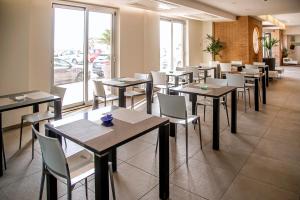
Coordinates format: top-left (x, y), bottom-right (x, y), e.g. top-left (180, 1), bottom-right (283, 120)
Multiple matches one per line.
top-left (226, 74), bottom-right (245, 88)
top-left (157, 93), bottom-right (186, 119)
top-left (220, 63), bottom-right (232, 72)
top-left (253, 62), bottom-right (265, 66)
top-left (93, 80), bottom-right (106, 98)
top-left (134, 73), bottom-right (149, 90)
top-left (243, 68), bottom-right (260, 74)
top-left (151, 71), bottom-right (167, 86)
top-left (49, 86), bottom-right (67, 108)
top-left (206, 77), bottom-right (228, 86)
top-left (231, 60), bottom-right (243, 65)
top-left (33, 126), bottom-right (69, 178)
top-left (245, 64), bottom-right (258, 69)
top-left (185, 66), bottom-right (199, 78)
top-left (208, 61), bottom-right (219, 67)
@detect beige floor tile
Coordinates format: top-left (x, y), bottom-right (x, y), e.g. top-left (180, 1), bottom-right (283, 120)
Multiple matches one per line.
top-left (192, 149), bottom-right (249, 174)
top-left (263, 126), bottom-right (300, 146)
top-left (221, 175), bottom-right (298, 200)
top-left (126, 146), bottom-right (186, 177)
top-left (117, 139), bottom-right (153, 161)
top-left (88, 163), bottom-right (158, 200)
top-left (170, 158), bottom-right (236, 200)
top-left (240, 154), bottom-right (300, 194)
top-left (140, 184), bottom-right (206, 200)
top-left (204, 130), bottom-right (260, 154)
top-left (254, 138), bottom-right (300, 165)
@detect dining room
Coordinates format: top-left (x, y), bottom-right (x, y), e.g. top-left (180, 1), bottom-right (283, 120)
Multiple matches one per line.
top-left (1, 0), bottom-right (300, 200)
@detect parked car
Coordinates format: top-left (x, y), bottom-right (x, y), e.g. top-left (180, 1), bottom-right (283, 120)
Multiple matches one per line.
top-left (92, 55), bottom-right (110, 78)
top-left (57, 50), bottom-right (84, 64)
top-left (54, 58), bottom-right (85, 85)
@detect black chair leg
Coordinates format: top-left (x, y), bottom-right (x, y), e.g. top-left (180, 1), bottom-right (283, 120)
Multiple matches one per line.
top-left (155, 134), bottom-right (159, 155)
top-left (19, 118), bottom-right (24, 149)
top-left (203, 105), bottom-right (206, 122)
top-left (224, 101), bottom-right (230, 126)
top-left (198, 118), bottom-right (202, 149)
top-left (32, 132), bottom-right (34, 160)
top-left (2, 134), bottom-right (6, 170)
top-left (85, 178), bottom-right (88, 200)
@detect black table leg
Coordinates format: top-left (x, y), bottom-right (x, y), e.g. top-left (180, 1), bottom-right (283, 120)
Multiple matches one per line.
top-left (266, 66), bottom-right (269, 87)
top-left (109, 148), bottom-right (117, 172)
top-left (191, 94), bottom-right (197, 115)
top-left (33, 104), bottom-right (39, 132)
top-left (214, 68), bottom-right (217, 78)
top-left (0, 113), bottom-right (3, 176)
top-left (212, 98), bottom-right (220, 150)
top-left (189, 72), bottom-right (193, 101)
top-left (45, 128), bottom-right (59, 200)
top-left (262, 75), bottom-right (266, 104)
top-left (204, 70), bottom-right (208, 83)
top-left (169, 123), bottom-right (176, 137)
top-left (254, 78), bottom-right (259, 111)
top-left (159, 123), bottom-right (169, 200)
top-left (231, 90), bottom-right (237, 133)
top-left (146, 81), bottom-right (153, 114)
top-left (118, 87), bottom-right (126, 108)
top-left (93, 95), bottom-right (99, 110)
top-left (95, 153), bottom-right (109, 200)
top-left (54, 99), bottom-right (62, 120)
top-left (174, 76), bottom-right (179, 87)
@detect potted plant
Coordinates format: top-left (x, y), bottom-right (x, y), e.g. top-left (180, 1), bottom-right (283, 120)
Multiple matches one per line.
top-left (204, 34), bottom-right (224, 61)
top-left (262, 37), bottom-right (279, 70)
top-left (282, 47), bottom-right (289, 58)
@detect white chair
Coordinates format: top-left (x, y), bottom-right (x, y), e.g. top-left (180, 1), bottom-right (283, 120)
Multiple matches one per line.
top-left (151, 71), bottom-right (169, 93)
top-left (227, 74), bottom-right (251, 112)
top-left (156, 93), bottom-right (202, 163)
top-left (93, 80), bottom-right (119, 107)
top-left (245, 64), bottom-right (258, 69)
top-left (243, 68), bottom-right (262, 102)
top-left (19, 86), bottom-right (67, 159)
top-left (185, 66), bottom-right (203, 83)
top-left (253, 62), bottom-right (265, 66)
top-left (125, 73), bottom-right (149, 109)
top-left (33, 126), bottom-right (116, 200)
top-left (196, 78), bottom-right (230, 126)
top-left (220, 63), bottom-right (232, 78)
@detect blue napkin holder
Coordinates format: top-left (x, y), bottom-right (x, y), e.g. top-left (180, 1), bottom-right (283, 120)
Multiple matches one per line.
top-left (101, 114), bottom-right (113, 127)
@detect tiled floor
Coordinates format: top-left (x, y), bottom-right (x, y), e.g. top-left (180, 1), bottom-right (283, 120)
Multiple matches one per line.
top-left (1, 67), bottom-right (300, 199)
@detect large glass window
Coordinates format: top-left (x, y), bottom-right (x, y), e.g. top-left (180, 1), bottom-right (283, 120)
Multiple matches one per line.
top-left (160, 19), bottom-right (185, 71)
top-left (53, 4), bottom-right (116, 107)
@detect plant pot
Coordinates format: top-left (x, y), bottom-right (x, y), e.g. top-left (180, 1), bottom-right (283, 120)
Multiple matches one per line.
top-left (263, 58), bottom-right (275, 71)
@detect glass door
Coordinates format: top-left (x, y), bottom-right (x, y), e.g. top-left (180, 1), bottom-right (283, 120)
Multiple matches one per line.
top-left (53, 5), bottom-right (85, 107)
top-left (160, 19), bottom-right (185, 71)
top-left (87, 11), bottom-right (114, 101)
top-left (53, 4), bottom-right (116, 107)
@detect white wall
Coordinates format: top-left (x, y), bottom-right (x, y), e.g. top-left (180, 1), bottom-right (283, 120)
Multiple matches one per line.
top-left (187, 20), bottom-right (213, 65)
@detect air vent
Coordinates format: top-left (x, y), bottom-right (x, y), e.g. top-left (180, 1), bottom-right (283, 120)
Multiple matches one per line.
top-left (128, 0), bottom-right (178, 11)
top-left (185, 13), bottom-right (219, 20)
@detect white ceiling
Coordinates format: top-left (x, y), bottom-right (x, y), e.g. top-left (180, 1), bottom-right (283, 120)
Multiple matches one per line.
top-left (273, 13), bottom-right (300, 26)
top-left (194, 0), bottom-right (300, 16)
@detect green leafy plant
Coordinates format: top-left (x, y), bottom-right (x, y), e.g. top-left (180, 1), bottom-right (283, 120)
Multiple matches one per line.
top-left (204, 34), bottom-right (224, 61)
top-left (262, 37), bottom-right (279, 58)
top-left (282, 47), bottom-right (289, 58)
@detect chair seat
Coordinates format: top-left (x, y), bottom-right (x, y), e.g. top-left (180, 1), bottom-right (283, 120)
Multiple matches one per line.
top-left (125, 90), bottom-right (143, 97)
top-left (245, 83), bottom-right (255, 87)
top-left (97, 94), bottom-right (119, 101)
top-left (237, 87), bottom-right (250, 92)
top-left (67, 150), bottom-right (94, 185)
top-left (197, 98), bottom-right (225, 106)
top-left (269, 71), bottom-right (279, 78)
top-left (22, 111), bottom-right (54, 123)
top-left (154, 84), bottom-right (168, 89)
top-left (164, 115), bottom-right (199, 125)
